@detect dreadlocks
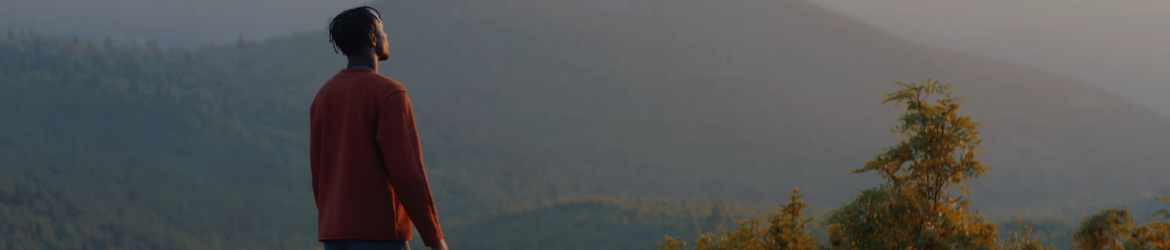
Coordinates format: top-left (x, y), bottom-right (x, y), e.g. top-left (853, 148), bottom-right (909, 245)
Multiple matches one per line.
top-left (329, 6), bottom-right (383, 56)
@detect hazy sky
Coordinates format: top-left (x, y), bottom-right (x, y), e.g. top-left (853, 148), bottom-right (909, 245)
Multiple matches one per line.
top-left (0, 0), bottom-right (369, 46)
top-left (807, 0), bottom-right (1170, 116)
top-left (3, 0), bottom-right (1167, 115)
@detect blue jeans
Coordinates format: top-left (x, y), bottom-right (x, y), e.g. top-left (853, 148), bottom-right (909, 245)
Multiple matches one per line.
top-left (321, 240), bottom-right (410, 250)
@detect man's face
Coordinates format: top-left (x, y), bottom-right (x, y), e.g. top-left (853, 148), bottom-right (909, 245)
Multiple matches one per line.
top-left (373, 18), bottom-right (390, 61)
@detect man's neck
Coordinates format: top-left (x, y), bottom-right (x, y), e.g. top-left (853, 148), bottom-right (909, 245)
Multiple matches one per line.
top-left (346, 53), bottom-right (378, 71)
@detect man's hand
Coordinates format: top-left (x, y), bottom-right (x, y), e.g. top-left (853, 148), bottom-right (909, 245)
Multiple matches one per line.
top-left (430, 239), bottom-right (448, 250)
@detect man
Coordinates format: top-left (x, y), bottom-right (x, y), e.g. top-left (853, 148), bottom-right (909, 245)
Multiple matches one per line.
top-left (311, 6), bottom-right (448, 250)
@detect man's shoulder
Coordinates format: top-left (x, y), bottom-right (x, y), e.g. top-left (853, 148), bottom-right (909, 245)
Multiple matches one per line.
top-left (316, 71), bottom-right (407, 106)
top-left (361, 74), bottom-right (410, 104)
top-left (369, 74), bottom-right (405, 92)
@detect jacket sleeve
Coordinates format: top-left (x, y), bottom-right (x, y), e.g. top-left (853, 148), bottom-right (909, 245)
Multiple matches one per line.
top-left (375, 91), bottom-right (444, 247)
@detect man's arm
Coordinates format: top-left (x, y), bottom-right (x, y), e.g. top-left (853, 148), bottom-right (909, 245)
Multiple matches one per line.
top-left (375, 91), bottom-right (444, 248)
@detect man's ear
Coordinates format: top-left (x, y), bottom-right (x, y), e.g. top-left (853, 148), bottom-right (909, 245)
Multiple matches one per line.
top-left (368, 32), bottom-right (378, 47)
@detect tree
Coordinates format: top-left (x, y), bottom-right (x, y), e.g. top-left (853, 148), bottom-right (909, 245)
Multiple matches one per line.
top-left (1071, 208), bottom-right (1133, 250)
top-left (146, 39), bottom-right (161, 50)
top-left (825, 79), bottom-right (997, 250)
top-left (1126, 197), bottom-right (1170, 250)
top-left (236, 35), bottom-right (247, 49)
top-left (658, 188), bottom-right (822, 250)
top-left (1000, 221), bottom-right (1056, 250)
top-left (767, 188), bottom-right (821, 250)
top-left (1070, 198), bottom-right (1170, 250)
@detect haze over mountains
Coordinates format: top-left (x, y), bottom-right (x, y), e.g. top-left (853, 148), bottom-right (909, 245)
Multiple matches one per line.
top-left (354, 0), bottom-right (1170, 209)
top-left (4, 0), bottom-right (1167, 117)
top-left (2, 0), bottom-right (1169, 249)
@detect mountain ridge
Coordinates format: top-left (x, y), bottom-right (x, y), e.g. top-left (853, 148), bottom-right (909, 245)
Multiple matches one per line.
top-left (341, 0), bottom-right (1170, 209)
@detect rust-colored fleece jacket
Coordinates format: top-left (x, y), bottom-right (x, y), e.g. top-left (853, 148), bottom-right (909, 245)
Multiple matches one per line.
top-left (310, 67), bottom-right (443, 247)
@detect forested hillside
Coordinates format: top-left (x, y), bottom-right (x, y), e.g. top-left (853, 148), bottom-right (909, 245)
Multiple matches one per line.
top-left (3, 0), bottom-right (1170, 249)
top-left (0, 31), bottom-right (317, 249)
top-left (0, 29), bottom-right (765, 250)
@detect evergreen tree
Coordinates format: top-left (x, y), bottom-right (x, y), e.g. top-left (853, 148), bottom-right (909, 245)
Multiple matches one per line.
top-left (767, 188), bottom-right (821, 250)
top-left (147, 39), bottom-right (161, 51)
top-left (236, 35), bottom-right (247, 49)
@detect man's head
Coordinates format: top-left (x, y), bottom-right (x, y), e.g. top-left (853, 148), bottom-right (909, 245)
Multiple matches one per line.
top-left (329, 6), bottom-right (389, 61)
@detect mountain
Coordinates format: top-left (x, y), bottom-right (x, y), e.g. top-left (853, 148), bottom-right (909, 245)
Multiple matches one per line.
top-left (2, 0), bottom-right (1169, 249)
top-left (352, 0), bottom-right (1170, 208)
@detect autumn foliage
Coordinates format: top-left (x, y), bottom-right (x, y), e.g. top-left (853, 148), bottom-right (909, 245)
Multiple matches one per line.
top-left (658, 188), bottom-right (823, 250)
top-left (659, 79), bottom-right (1170, 250)
top-left (825, 80), bottom-right (998, 250)
top-left (661, 79), bottom-right (1055, 250)
top-left (1070, 197), bottom-right (1170, 250)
